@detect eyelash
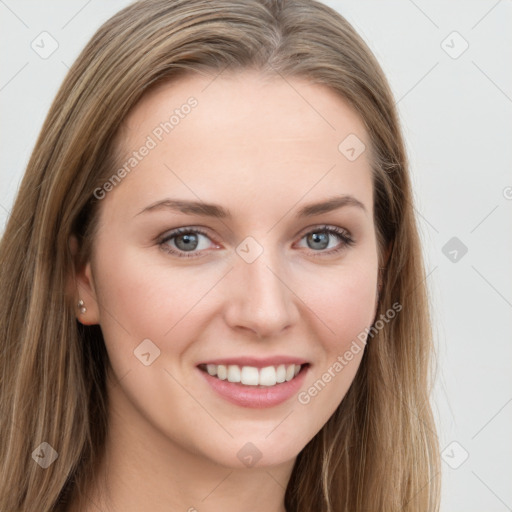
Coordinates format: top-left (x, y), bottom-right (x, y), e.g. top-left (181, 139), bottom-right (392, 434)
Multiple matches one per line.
top-left (158, 225), bottom-right (355, 259)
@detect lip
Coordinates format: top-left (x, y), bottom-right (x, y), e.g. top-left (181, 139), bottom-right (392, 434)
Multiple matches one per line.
top-left (197, 363), bottom-right (310, 409)
top-left (197, 356), bottom-right (309, 368)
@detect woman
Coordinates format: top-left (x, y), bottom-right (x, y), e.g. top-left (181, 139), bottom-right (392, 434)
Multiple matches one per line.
top-left (0, 0), bottom-right (440, 510)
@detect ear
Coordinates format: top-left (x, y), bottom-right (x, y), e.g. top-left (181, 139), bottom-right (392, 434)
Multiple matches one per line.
top-left (68, 234), bottom-right (100, 325)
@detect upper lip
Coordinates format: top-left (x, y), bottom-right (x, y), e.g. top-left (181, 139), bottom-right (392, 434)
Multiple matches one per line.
top-left (197, 356), bottom-right (309, 368)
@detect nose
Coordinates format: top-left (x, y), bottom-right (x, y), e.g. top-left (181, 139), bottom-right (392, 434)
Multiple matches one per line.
top-left (223, 247), bottom-right (300, 339)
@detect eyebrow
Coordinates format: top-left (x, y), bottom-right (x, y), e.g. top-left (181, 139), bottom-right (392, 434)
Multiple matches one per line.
top-left (135, 194), bottom-right (367, 218)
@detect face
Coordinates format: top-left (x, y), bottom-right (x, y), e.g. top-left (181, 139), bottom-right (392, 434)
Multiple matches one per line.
top-left (76, 70), bottom-right (379, 469)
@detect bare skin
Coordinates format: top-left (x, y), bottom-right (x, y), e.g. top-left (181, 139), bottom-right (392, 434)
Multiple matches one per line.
top-left (69, 70), bottom-right (380, 512)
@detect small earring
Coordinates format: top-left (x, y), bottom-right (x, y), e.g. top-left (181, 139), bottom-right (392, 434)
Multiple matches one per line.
top-left (77, 299), bottom-right (87, 314)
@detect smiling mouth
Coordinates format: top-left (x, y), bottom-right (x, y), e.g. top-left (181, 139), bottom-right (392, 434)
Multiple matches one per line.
top-left (198, 363), bottom-right (308, 387)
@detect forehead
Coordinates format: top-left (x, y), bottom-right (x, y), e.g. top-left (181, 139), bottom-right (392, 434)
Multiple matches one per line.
top-left (106, 70), bottom-right (373, 220)
top-left (121, 70), bottom-right (369, 147)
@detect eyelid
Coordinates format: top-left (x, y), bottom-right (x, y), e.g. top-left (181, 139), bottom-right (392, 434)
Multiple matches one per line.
top-left (293, 224), bottom-right (354, 255)
top-left (158, 224), bottom-right (354, 259)
top-left (295, 223), bottom-right (352, 240)
top-left (158, 226), bottom-right (220, 258)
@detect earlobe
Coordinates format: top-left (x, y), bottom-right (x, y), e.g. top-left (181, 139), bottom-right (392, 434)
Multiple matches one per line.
top-left (68, 235), bottom-right (101, 326)
top-left (75, 262), bottom-right (101, 325)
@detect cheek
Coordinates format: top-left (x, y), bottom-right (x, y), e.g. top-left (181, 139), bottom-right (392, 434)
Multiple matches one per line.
top-left (93, 234), bottom-right (378, 364)
top-left (297, 261), bottom-right (378, 350)
top-left (87, 232), bottom-right (379, 466)
top-left (331, 273), bottom-right (376, 341)
top-left (287, 267), bottom-right (376, 445)
top-left (291, 259), bottom-right (377, 394)
top-left (92, 244), bottom-right (222, 352)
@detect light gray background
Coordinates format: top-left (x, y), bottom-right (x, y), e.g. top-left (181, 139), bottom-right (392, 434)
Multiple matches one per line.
top-left (1, 1), bottom-right (511, 510)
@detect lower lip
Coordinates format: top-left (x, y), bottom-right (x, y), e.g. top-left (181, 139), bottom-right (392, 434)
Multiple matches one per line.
top-left (198, 366), bottom-right (309, 408)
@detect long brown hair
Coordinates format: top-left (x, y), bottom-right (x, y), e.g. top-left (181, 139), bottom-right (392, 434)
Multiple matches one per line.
top-left (0, 1), bottom-right (440, 510)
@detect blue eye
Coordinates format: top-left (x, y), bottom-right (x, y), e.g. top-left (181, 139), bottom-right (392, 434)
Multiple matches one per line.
top-left (158, 225), bottom-right (354, 259)
top-left (297, 225), bottom-right (354, 256)
top-left (159, 227), bottom-right (214, 258)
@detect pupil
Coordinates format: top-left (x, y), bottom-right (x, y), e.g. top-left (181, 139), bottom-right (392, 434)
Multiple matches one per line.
top-left (176, 233), bottom-right (198, 251)
top-left (309, 232), bottom-right (328, 250)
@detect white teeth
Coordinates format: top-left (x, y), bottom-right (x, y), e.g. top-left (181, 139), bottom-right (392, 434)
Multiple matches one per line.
top-left (203, 363), bottom-right (303, 387)
top-left (259, 366), bottom-right (277, 386)
top-left (227, 365), bottom-right (241, 383)
top-left (217, 365), bottom-right (227, 380)
top-left (241, 366), bottom-right (259, 385)
top-left (276, 364), bottom-right (286, 383)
